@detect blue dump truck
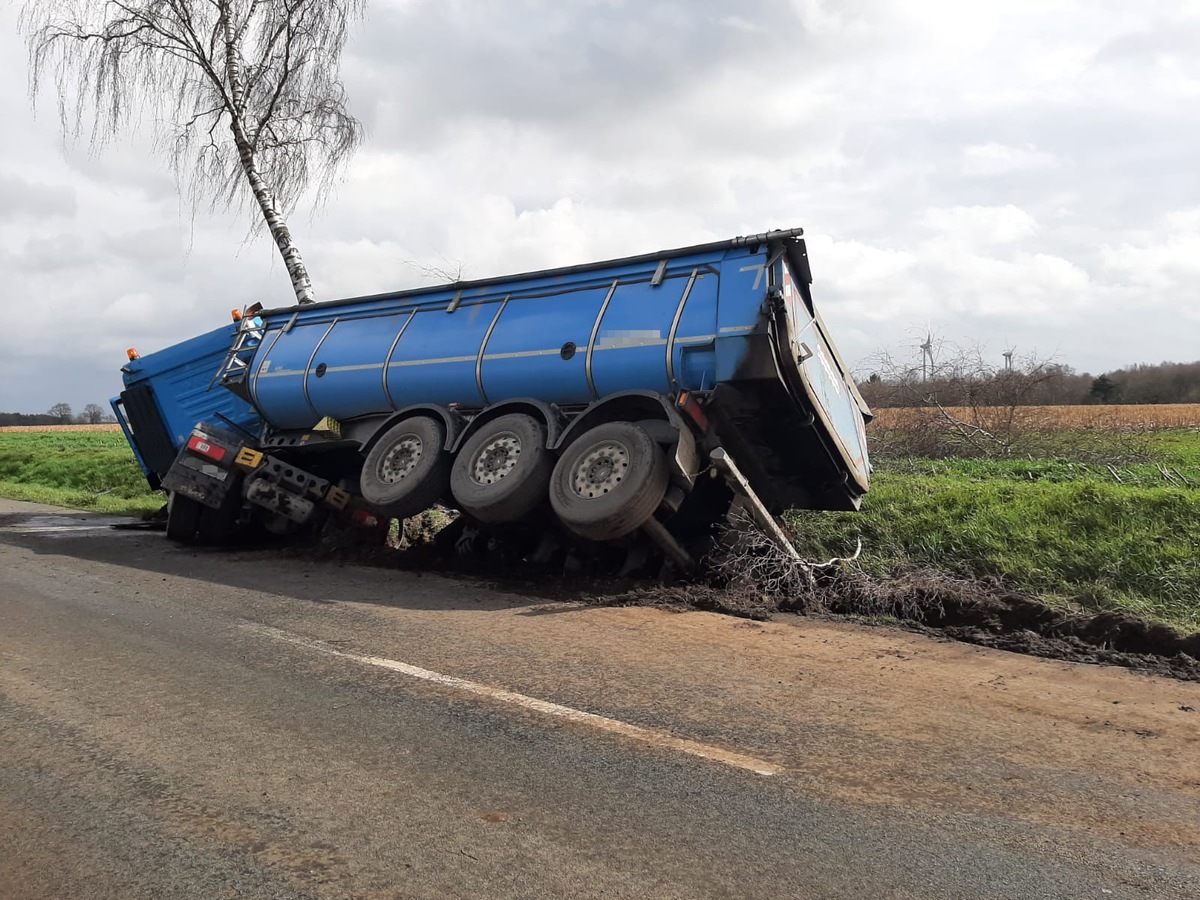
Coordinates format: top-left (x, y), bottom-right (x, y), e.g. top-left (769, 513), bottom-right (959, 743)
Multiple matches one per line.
top-left (112, 228), bottom-right (871, 570)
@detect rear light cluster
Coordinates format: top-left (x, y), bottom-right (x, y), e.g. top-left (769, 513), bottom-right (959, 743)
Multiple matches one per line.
top-left (351, 509), bottom-right (392, 532)
top-left (187, 433), bottom-right (228, 463)
top-left (676, 391), bottom-right (710, 432)
top-left (351, 510), bottom-right (381, 529)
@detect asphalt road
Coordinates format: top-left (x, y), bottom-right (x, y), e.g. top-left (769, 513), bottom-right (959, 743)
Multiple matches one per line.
top-left (1, 499), bottom-right (1198, 899)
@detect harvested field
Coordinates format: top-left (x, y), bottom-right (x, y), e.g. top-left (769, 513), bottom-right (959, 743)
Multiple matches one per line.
top-left (0, 424), bottom-right (121, 433)
top-left (872, 403), bottom-right (1200, 430)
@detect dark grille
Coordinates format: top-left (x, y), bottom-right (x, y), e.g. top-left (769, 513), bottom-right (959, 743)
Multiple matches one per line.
top-left (120, 384), bottom-right (178, 479)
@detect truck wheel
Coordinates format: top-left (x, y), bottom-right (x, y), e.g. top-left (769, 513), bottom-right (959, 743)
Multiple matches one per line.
top-left (450, 414), bottom-right (554, 524)
top-left (196, 488), bottom-right (241, 545)
top-left (361, 416), bottom-right (451, 519)
top-left (550, 421), bottom-right (668, 541)
top-left (165, 492), bottom-right (202, 544)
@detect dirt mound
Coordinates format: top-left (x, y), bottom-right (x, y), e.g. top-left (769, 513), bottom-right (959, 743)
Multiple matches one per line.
top-left (824, 572), bottom-right (1200, 680)
top-left (287, 519), bottom-right (1200, 681)
top-left (591, 572), bottom-right (1200, 681)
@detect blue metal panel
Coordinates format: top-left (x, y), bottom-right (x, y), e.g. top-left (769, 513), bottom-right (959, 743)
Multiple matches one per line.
top-left (385, 302), bottom-right (499, 409)
top-left (252, 321), bottom-right (329, 429)
top-left (240, 245), bottom-right (772, 429)
top-left (307, 312), bottom-right (410, 419)
top-left (713, 252), bottom-right (771, 383)
top-left (236, 237), bottom-right (847, 438)
top-left (589, 276), bottom-right (682, 397)
top-left (479, 284), bottom-right (607, 406)
top-left (668, 270), bottom-right (719, 392)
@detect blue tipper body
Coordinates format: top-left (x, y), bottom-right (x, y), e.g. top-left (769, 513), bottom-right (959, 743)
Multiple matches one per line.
top-left (115, 229), bottom-right (871, 512)
top-left (245, 234), bottom-right (870, 496)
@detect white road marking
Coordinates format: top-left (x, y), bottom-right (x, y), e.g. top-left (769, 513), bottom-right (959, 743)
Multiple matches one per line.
top-left (245, 622), bottom-right (782, 777)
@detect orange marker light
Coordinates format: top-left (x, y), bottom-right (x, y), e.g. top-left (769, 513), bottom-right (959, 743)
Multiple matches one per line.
top-left (126, 348), bottom-right (140, 361)
top-left (231, 309), bottom-right (243, 322)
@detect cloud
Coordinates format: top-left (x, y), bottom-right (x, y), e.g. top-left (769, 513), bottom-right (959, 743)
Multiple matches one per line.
top-left (1099, 208), bottom-right (1200, 292)
top-left (0, 173), bottom-right (77, 221)
top-left (921, 206), bottom-right (1040, 245)
top-left (960, 143), bottom-right (1061, 178)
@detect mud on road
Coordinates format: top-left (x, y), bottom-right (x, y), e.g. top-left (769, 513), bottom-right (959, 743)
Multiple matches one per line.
top-left (299, 526), bottom-right (1200, 682)
top-left (589, 575), bottom-right (1200, 682)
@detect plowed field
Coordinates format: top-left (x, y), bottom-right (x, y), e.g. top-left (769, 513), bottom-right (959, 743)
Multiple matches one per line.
top-left (873, 403), bottom-right (1200, 429)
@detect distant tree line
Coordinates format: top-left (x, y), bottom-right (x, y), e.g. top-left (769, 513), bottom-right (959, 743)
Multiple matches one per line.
top-left (7, 358), bottom-right (1194, 427)
top-left (0, 403), bottom-right (115, 426)
top-left (860, 354), bottom-right (1200, 409)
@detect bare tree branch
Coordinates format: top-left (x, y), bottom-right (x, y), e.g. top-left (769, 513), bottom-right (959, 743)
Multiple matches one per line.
top-left (20, 0), bottom-right (365, 305)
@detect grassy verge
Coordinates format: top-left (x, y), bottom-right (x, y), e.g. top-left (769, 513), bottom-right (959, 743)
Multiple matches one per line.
top-left (787, 429), bottom-right (1200, 631)
top-left (0, 431), bottom-right (163, 517)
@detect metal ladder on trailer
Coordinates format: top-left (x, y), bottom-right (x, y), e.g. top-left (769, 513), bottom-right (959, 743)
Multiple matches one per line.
top-left (211, 316), bottom-right (267, 398)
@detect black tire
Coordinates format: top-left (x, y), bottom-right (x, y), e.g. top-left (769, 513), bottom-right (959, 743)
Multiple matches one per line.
top-left (360, 416), bottom-right (451, 519)
top-left (450, 414), bottom-right (554, 524)
top-left (196, 487), bottom-right (242, 545)
top-left (550, 421), bottom-right (668, 541)
top-left (165, 492), bottom-right (202, 544)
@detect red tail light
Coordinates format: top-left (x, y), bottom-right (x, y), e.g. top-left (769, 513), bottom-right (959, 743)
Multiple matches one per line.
top-left (351, 509), bottom-right (389, 531)
top-left (187, 434), bottom-right (227, 463)
top-left (676, 391), bottom-right (710, 432)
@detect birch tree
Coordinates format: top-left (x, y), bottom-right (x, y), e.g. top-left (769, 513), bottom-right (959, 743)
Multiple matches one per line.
top-left (21, 0), bottom-right (366, 305)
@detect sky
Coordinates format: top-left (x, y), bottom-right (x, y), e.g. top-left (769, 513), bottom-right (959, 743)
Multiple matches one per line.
top-left (1, 0), bottom-right (1198, 414)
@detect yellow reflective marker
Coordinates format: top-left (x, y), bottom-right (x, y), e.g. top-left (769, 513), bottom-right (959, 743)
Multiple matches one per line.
top-left (235, 447), bottom-right (264, 470)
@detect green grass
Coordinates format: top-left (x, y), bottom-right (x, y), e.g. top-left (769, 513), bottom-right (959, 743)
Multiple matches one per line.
top-left (876, 456), bottom-right (1199, 488)
top-left (788, 429), bottom-right (1200, 631)
top-left (1153, 430), bottom-right (1200, 468)
top-left (0, 432), bottom-right (163, 517)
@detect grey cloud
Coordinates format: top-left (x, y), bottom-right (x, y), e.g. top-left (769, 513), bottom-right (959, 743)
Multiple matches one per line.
top-left (1092, 21), bottom-right (1200, 66)
top-left (347, 0), bottom-right (806, 142)
top-left (100, 226), bottom-right (188, 279)
top-left (3, 226), bottom-right (185, 281)
top-left (14, 234), bottom-right (102, 272)
top-left (60, 152), bottom-right (178, 204)
top-left (0, 173), bottom-right (77, 222)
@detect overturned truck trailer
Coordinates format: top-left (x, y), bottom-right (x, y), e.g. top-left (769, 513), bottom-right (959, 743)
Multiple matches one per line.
top-left (113, 228), bottom-right (872, 570)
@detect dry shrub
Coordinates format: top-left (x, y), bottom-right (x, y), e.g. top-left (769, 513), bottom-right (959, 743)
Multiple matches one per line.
top-left (702, 508), bottom-right (868, 615)
top-left (686, 511), bottom-right (968, 624)
top-left (867, 405), bottom-right (1163, 462)
top-left (862, 337), bottom-right (1198, 461)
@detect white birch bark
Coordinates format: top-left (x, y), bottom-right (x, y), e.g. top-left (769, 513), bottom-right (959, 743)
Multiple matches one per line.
top-left (220, 2), bottom-right (315, 305)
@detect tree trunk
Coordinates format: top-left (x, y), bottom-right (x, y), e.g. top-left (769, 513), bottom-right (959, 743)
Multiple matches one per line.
top-left (220, 5), bottom-right (315, 305)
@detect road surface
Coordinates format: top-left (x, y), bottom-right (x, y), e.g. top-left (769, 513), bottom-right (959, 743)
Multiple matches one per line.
top-left (1, 498), bottom-right (1198, 899)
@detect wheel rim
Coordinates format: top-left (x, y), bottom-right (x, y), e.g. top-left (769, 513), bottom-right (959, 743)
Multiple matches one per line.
top-left (571, 440), bottom-right (630, 499)
top-left (378, 434), bottom-right (423, 483)
top-left (471, 431), bottom-right (521, 485)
